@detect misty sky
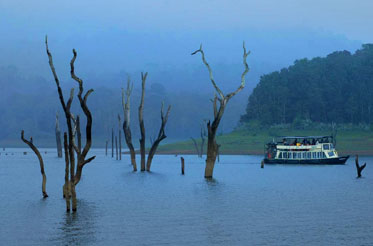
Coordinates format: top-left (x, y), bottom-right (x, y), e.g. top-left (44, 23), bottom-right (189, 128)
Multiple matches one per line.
top-left (2, 0), bottom-right (372, 40)
top-left (1, 0), bottom-right (372, 92)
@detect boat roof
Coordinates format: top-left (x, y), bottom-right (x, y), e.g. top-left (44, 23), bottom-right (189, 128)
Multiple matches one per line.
top-left (279, 136), bottom-right (333, 139)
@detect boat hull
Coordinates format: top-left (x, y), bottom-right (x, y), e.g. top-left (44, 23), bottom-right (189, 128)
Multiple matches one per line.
top-left (264, 155), bottom-right (349, 165)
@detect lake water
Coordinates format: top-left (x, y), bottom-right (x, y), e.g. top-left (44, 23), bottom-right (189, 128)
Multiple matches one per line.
top-left (0, 148), bottom-right (372, 245)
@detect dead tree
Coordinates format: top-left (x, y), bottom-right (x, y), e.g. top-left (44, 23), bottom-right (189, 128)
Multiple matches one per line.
top-left (70, 49), bottom-right (96, 185)
top-left (118, 114), bottom-right (122, 161)
top-left (192, 42), bottom-right (249, 178)
top-left (122, 77), bottom-right (137, 171)
top-left (21, 130), bottom-right (48, 198)
top-left (55, 113), bottom-right (62, 158)
top-left (115, 136), bottom-right (118, 160)
top-left (355, 155), bottom-right (366, 178)
top-left (190, 137), bottom-right (201, 157)
top-left (105, 140), bottom-right (108, 156)
top-left (76, 115), bottom-right (82, 152)
top-left (112, 128), bottom-right (114, 158)
top-left (63, 133), bottom-right (71, 209)
top-left (46, 37), bottom-right (95, 211)
top-left (146, 102), bottom-right (171, 171)
top-left (138, 72), bottom-right (147, 171)
top-left (200, 126), bottom-right (206, 157)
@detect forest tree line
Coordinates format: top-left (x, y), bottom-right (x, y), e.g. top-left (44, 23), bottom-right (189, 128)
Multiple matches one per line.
top-left (0, 66), bottom-right (247, 146)
top-left (241, 44), bottom-right (373, 126)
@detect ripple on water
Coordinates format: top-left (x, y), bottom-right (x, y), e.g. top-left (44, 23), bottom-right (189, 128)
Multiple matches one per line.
top-left (0, 149), bottom-right (372, 245)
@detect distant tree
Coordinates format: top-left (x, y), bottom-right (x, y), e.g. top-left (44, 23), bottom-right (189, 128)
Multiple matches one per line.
top-left (241, 44), bottom-right (373, 126)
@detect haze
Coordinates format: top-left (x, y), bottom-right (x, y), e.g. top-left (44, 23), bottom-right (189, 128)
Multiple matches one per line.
top-left (0, 0), bottom-right (371, 145)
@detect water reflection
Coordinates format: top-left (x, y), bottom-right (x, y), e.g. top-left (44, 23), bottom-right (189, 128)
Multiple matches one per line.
top-left (53, 200), bottom-right (97, 246)
top-left (1, 150), bottom-right (373, 245)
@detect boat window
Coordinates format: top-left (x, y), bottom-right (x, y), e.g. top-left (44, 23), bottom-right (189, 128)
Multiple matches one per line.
top-left (288, 152), bottom-right (292, 159)
top-left (322, 152), bottom-right (326, 158)
top-left (330, 144), bottom-right (334, 149)
top-left (312, 152), bottom-right (316, 159)
top-left (307, 152), bottom-right (311, 158)
top-left (293, 152), bottom-right (297, 159)
top-left (328, 151), bottom-right (335, 157)
top-left (317, 152), bottom-right (320, 158)
top-left (323, 144), bottom-right (330, 150)
top-left (279, 152), bottom-right (283, 159)
top-left (302, 152), bottom-right (306, 159)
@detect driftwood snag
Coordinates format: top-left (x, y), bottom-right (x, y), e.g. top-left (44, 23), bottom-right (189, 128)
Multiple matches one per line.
top-left (355, 155), bottom-right (366, 178)
top-left (21, 130), bottom-right (48, 198)
top-left (192, 42), bottom-right (249, 178)
top-left (122, 77), bottom-right (137, 171)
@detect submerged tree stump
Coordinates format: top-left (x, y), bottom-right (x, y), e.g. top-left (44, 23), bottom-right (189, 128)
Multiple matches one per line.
top-left (355, 155), bottom-right (366, 178)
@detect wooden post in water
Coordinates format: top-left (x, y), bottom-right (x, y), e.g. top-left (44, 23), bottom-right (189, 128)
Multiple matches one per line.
top-left (115, 136), bottom-right (118, 160)
top-left (355, 155), bottom-right (366, 178)
top-left (181, 157), bottom-right (185, 175)
top-left (261, 160), bottom-right (264, 168)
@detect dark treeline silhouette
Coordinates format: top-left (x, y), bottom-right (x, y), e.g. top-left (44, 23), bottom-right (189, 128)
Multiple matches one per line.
top-left (241, 44), bottom-right (373, 126)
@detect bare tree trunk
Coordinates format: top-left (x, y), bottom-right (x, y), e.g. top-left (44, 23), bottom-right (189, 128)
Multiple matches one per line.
top-left (139, 72), bottom-right (147, 171)
top-left (192, 42), bottom-right (249, 178)
top-left (355, 155), bottom-right (367, 178)
top-left (76, 115), bottom-right (82, 152)
top-left (21, 130), bottom-right (48, 198)
top-left (200, 126), bottom-right (206, 158)
top-left (118, 114), bottom-right (122, 161)
top-left (190, 137), bottom-right (200, 157)
top-left (112, 128), bottom-right (114, 158)
top-left (122, 77), bottom-right (137, 171)
top-left (105, 140), bottom-right (108, 156)
top-left (146, 103), bottom-right (171, 171)
top-left (115, 136), bottom-right (118, 160)
top-left (63, 132), bottom-right (71, 211)
top-left (55, 113), bottom-right (62, 158)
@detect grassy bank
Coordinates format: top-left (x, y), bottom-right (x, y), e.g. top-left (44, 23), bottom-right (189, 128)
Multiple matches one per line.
top-left (157, 129), bottom-right (373, 156)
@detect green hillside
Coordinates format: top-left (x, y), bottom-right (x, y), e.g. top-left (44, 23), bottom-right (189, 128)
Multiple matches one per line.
top-left (157, 128), bottom-right (373, 156)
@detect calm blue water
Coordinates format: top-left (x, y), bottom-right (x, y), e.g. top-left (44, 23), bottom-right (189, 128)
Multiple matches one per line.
top-left (0, 148), bottom-right (372, 245)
